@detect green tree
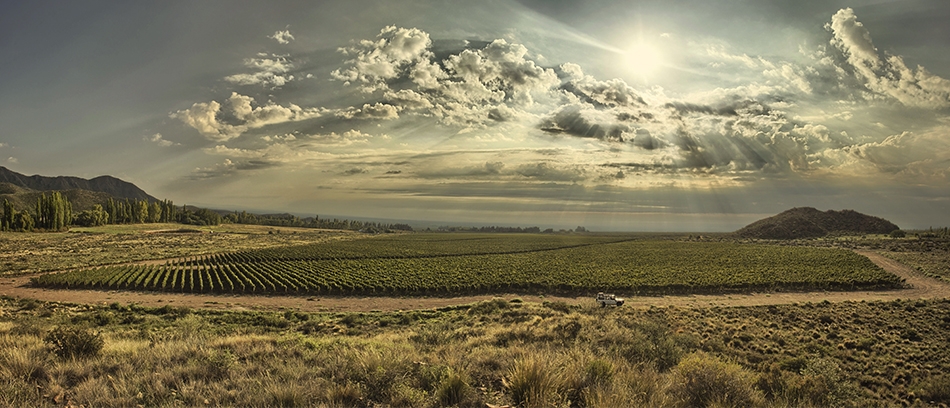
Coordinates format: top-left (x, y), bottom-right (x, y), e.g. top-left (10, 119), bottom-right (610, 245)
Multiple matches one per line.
top-left (35, 192), bottom-right (71, 231)
top-left (148, 201), bottom-right (162, 223)
top-left (134, 200), bottom-right (148, 223)
top-left (74, 204), bottom-right (109, 227)
top-left (13, 210), bottom-right (34, 231)
top-left (1, 199), bottom-right (13, 231)
top-left (106, 198), bottom-right (118, 224)
top-left (160, 199), bottom-right (176, 223)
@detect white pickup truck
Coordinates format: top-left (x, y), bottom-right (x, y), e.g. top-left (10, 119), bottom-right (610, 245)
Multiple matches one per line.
top-left (596, 292), bottom-right (624, 307)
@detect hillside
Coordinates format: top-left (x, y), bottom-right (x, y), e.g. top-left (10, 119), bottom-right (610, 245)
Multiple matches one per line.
top-left (0, 166), bottom-right (156, 202)
top-left (735, 207), bottom-right (900, 239)
top-left (0, 182), bottom-right (122, 212)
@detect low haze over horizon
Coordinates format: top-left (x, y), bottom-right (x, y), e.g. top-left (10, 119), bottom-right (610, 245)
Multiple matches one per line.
top-left (1, 0), bottom-right (948, 231)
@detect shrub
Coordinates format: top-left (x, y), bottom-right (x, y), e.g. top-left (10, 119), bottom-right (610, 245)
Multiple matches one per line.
top-left (324, 381), bottom-right (363, 407)
top-left (584, 359), bottom-right (614, 388)
top-left (505, 355), bottom-right (565, 408)
top-left (786, 358), bottom-right (858, 407)
top-left (201, 349), bottom-right (235, 380)
top-left (667, 351), bottom-right (762, 408)
top-left (566, 358), bottom-right (616, 407)
top-left (44, 326), bottom-right (103, 359)
top-left (435, 371), bottom-right (476, 407)
top-left (914, 375), bottom-right (950, 404)
top-left (543, 301), bottom-right (572, 314)
top-left (890, 229), bottom-right (906, 238)
top-left (468, 298), bottom-right (510, 315)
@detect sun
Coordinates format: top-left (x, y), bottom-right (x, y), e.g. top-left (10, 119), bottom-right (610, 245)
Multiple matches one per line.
top-left (625, 42), bottom-right (663, 80)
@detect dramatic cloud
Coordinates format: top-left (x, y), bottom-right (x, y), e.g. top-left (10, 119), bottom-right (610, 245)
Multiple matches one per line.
top-left (540, 104), bottom-right (629, 141)
top-left (162, 9), bottom-right (948, 228)
top-left (559, 63), bottom-right (645, 108)
top-left (829, 8), bottom-right (950, 109)
top-left (329, 28), bottom-right (564, 127)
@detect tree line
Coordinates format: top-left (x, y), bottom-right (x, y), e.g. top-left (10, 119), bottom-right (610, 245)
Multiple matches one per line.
top-left (2, 192), bottom-right (74, 232)
top-left (1, 195), bottom-right (222, 232)
top-left (1, 193), bottom-right (410, 233)
top-left (222, 211), bottom-right (413, 232)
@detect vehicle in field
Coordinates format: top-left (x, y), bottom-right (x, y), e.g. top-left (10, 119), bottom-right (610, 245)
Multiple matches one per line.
top-left (596, 292), bottom-right (624, 307)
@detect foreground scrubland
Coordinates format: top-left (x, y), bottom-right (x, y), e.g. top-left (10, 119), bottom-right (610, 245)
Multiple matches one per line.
top-left (2, 296), bottom-right (949, 407)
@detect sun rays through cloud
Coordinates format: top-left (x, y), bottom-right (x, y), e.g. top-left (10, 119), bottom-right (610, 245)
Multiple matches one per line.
top-left (2, 1), bottom-right (948, 230)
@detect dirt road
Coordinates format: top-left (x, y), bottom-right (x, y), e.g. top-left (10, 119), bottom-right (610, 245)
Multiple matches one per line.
top-left (2, 250), bottom-right (948, 312)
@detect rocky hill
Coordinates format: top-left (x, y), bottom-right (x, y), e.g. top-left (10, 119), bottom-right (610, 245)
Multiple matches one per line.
top-left (735, 207), bottom-right (900, 239)
top-left (0, 166), bottom-right (156, 202)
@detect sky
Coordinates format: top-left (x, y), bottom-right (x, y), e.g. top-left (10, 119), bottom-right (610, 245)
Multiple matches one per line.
top-left (1, 0), bottom-right (948, 231)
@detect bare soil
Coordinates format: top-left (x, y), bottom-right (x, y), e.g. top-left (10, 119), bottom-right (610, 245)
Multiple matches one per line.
top-left (2, 250), bottom-right (947, 313)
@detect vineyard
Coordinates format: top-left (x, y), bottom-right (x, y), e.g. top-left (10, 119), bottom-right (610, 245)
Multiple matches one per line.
top-left (30, 234), bottom-right (902, 295)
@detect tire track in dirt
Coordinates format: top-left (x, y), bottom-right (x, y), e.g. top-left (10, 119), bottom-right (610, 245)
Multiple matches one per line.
top-left (2, 250), bottom-right (948, 312)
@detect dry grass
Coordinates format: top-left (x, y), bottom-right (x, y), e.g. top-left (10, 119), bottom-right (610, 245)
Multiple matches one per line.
top-left (0, 296), bottom-right (948, 406)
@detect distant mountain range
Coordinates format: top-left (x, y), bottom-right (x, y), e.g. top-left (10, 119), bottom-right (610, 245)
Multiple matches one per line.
top-left (735, 207), bottom-right (900, 239)
top-left (0, 166), bottom-right (157, 211)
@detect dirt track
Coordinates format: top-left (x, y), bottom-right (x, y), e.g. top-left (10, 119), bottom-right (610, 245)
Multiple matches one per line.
top-left (2, 250), bottom-right (948, 312)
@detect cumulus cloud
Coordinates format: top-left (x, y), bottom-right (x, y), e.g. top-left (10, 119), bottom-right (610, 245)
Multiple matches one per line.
top-left (7, 157), bottom-right (17, 164)
top-left (829, 8), bottom-right (950, 109)
top-left (224, 54), bottom-right (295, 88)
top-left (442, 39), bottom-right (559, 106)
top-left (383, 89), bottom-right (433, 111)
top-left (337, 103), bottom-right (400, 120)
top-left (171, 100), bottom-right (246, 142)
top-left (269, 29), bottom-right (295, 44)
top-left (172, 92), bottom-right (321, 141)
top-left (331, 26), bottom-right (433, 85)
top-left (261, 133), bottom-right (296, 143)
top-left (329, 28), bottom-right (565, 127)
top-left (559, 63), bottom-right (645, 108)
top-left (830, 129), bottom-right (950, 179)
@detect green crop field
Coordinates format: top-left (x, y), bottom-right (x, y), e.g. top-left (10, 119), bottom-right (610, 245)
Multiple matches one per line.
top-left (30, 233), bottom-right (901, 295)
